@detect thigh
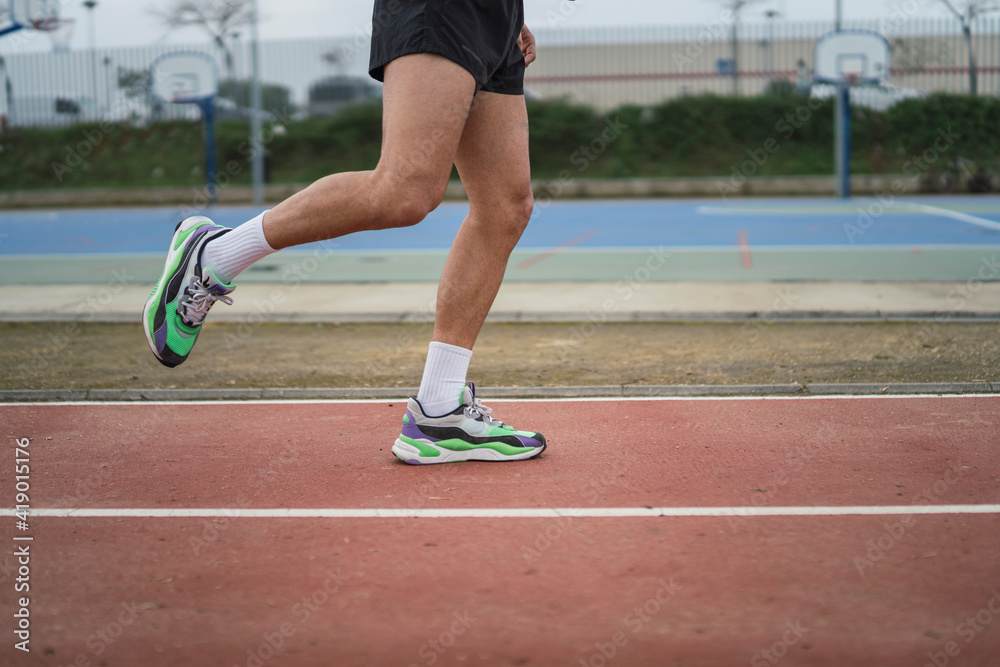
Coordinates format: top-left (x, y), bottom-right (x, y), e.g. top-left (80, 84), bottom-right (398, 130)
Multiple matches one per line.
top-left (377, 53), bottom-right (477, 191)
top-left (453, 91), bottom-right (531, 210)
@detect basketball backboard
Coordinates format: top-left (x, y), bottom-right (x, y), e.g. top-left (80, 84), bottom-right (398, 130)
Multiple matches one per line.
top-left (814, 31), bottom-right (891, 85)
top-left (8, 0), bottom-right (58, 27)
top-left (151, 52), bottom-right (219, 104)
top-left (2, 0), bottom-right (54, 36)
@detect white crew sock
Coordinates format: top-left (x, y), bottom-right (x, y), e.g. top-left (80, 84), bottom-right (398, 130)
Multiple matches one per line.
top-left (417, 341), bottom-right (473, 416)
top-left (200, 211), bottom-right (277, 284)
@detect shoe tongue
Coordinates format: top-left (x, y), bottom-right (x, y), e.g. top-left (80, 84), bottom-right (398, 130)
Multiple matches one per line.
top-left (459, 382), bottom-right (475, 407)
top-left (201, 268), bottom-right (236, 294)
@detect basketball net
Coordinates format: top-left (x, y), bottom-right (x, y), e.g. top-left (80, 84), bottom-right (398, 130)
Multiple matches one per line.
top-left (32, 17), bottom-right (75, 53)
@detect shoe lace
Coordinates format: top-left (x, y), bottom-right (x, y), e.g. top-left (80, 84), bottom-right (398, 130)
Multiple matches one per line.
top-left (465, 395), bottom-right (504, 428)
top-left (178, 278), bottom-right (233, 326)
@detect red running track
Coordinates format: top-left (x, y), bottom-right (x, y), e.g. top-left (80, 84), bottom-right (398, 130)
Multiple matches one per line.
top-left (1, 396), bottom-right (999, 667)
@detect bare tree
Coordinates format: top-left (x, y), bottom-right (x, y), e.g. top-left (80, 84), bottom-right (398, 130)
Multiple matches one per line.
top-left (153, 0), bottom-right (254, 79)
top-left (938, 0), bottom-right (1000, 95)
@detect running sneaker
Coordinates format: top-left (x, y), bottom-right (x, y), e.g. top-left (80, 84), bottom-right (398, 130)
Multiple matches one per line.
top-left (143, 216), bottom-right (234, 368)
top-left (392, 383), bottom-right (547, 464)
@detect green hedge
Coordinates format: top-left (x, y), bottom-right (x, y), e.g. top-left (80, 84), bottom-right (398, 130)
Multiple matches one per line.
top-left (1, 93), bottom-right (997, 191)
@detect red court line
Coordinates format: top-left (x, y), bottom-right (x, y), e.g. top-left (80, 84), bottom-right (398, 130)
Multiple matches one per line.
top-left (738, 228), bottom-right (753, 269)
top-left (516, 230), bottom-right (598, 269)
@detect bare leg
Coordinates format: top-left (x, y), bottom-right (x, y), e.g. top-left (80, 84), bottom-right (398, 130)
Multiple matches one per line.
top-left (432, 92), bottom-right (533, 349)
top-left (261, 54), bottom-right (477, 250)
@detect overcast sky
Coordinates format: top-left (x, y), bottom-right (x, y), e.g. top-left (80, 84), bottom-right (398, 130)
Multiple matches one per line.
top-left (4, 0), bottom-right (968, 53)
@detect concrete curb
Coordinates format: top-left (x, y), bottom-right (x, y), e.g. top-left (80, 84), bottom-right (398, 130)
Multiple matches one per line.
top-left (0, 174), bottom-right (922, 209)
top-left (2, 383), bottom-right (997, 402)
top-left (4, 311), bottom-right (1000, 324)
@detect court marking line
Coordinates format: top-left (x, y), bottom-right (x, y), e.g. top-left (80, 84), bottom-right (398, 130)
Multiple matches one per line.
top-left (913, 204), bottom-right (1000, 233)
top-left (2, 394), bottom-right (997, 408)
top-left (516, 230), bottom-right (600, 269)
top-left (697, 203), bottom-right (1000, 230)
top-left (737, 229), bottom-right (753, 268)
top-left (5, 243), bottom-right (1000, 261)
top-left (5, 505), bottom-right (999, 519)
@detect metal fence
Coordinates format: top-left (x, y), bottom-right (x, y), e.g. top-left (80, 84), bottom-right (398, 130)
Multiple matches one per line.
top-left (0, 16), bottom-right (997, 127)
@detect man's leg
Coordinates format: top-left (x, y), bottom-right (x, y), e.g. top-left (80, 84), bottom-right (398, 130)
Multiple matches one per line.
top-left (259, 54), bottom-right (477, 249)
top-left (395, 89), bottom-right (545, 464)
top-left (436, 91), bottom-right (534, 348)
top-left (144, 54), bottom-right (477, 367)
top-left (413, 90), bottom-right (533, 416)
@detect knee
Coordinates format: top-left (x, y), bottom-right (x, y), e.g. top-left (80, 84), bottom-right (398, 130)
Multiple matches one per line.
top-left (493, 189), bottom-right (534, 241)
top-left (514, 190), bottom-right (534, 231)
top-left (391, 190), bottom-right (442, 228)
top-left (374, 175), bottom-right (447, 229)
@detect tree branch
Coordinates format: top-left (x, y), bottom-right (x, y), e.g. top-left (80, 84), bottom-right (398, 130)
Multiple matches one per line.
top-left (938, 0), bottom-right (965, 21)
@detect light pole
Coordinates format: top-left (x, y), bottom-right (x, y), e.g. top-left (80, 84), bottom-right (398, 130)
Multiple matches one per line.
top-left (0, 55), bottom-right (10, 130)
top-left (103, 55), bottom-right (112, 112)
top-left (83, 1), bottom-right (98, 112)
top-left (250, 0), bottom-right (264, 205)
top-left (765, 10), bottom-right (780, 83)
top-left (835, 0), bottom-right (843, 31)
top-left (731, 4), bottom-right (741, 96)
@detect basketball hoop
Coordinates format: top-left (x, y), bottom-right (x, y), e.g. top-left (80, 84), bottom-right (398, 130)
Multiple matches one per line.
top-left (31, 16), bottom-right (74, 53)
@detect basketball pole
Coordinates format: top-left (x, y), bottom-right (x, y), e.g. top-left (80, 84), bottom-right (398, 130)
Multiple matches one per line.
top-left (250, 0), bottom-right (264, 206)
top-left (834, 82), bottom-right (851, 199)
top-left (199, 98), bottom-right (219, 204)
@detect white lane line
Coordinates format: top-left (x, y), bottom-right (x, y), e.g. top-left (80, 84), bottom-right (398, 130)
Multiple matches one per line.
top-left (913, 204), bottom-right (1000, 233)
top-left (5, 505), bottom-right (999, 519)
top-left (1, 394), bottom-right (998, 408)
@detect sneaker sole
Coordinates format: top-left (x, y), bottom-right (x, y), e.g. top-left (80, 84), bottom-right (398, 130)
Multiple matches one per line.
top-left (392, 438), bottom-right (545, 465)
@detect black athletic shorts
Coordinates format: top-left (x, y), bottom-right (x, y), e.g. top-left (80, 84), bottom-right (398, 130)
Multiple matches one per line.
top-left (368, 0), bottom-right (526, 95)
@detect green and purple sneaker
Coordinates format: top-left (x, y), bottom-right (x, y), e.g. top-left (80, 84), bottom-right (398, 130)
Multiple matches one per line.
top-left (393, 383), bottom-right (547, 464)
top-left (143, 216), bottom-right (234, 368)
